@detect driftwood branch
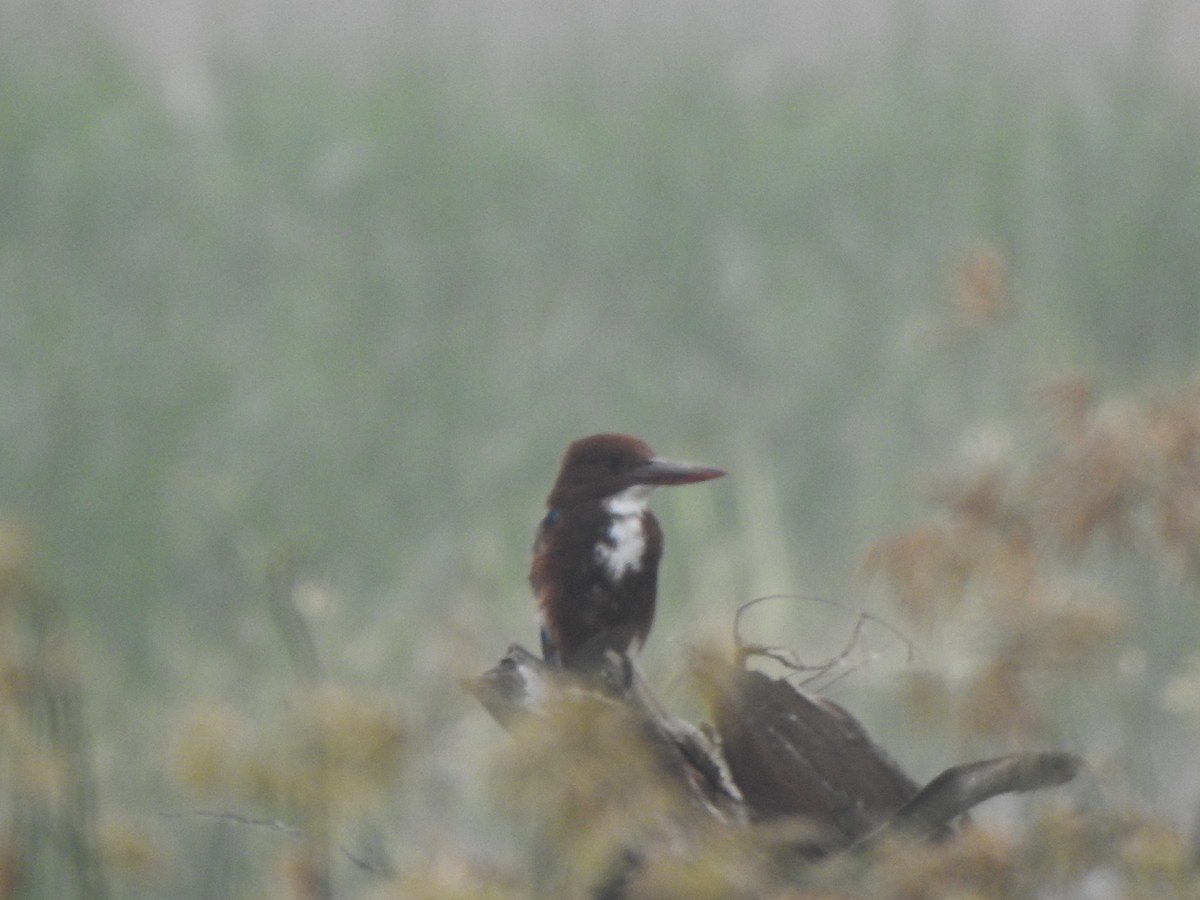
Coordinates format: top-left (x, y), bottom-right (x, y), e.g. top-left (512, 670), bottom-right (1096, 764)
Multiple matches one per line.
top-left (857, 751), bottom-right (1082, 847)
top-left (463, 644), bottom-right (746, 825)
top-left (467, 643), bottom-right (1082, 858)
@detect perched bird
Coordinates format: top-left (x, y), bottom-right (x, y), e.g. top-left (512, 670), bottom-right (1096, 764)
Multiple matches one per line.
top-left (531, 433), bottom-right (725, 669)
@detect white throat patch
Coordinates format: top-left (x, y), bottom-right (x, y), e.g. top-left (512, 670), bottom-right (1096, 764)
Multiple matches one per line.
top-left (595, 485), bottom-right (655, 579)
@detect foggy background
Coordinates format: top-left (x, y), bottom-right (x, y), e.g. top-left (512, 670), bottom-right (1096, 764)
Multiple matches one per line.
top-left (2, 0), bottom-right (1200, 895)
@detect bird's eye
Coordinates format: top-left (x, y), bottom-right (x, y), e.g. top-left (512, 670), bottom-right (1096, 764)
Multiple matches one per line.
top-left (605, 456), bottom-right (626, 473)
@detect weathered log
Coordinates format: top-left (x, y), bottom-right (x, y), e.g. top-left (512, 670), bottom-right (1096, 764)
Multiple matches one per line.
top-left (463, 644), bottom-right (746, 826)
top-left (467, 643), bottom-right (1082, 864)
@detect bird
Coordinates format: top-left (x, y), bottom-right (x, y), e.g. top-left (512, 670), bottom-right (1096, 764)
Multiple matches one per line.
top-left (531, 433), bottom-right (725, 670)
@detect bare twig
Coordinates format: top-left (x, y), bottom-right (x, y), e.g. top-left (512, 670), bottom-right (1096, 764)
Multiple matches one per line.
top-left (734, 594), bottom-right (914, 691)
top-left (160, 811), bottom-right (395, 878)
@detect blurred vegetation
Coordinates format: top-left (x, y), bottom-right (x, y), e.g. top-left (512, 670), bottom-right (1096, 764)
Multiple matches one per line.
top-left (1, 3), bottom-right (1200, 895)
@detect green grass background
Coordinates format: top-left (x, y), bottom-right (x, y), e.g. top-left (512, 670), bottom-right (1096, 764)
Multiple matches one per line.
top-left (2, 3), bottom-right (1199, 894)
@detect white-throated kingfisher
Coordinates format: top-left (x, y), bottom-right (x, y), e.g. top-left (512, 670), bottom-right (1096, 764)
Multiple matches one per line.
top-left (531, 434), bottom-right (725, 669)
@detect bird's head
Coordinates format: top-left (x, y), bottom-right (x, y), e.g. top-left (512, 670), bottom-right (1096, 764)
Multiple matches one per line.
top-left (546, 433), bottom-right (725, 508)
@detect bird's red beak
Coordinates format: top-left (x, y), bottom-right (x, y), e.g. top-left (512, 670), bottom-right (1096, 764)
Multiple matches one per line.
top-left (630, 457), bottom-right (726, 487)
